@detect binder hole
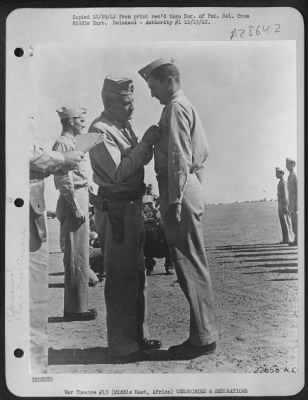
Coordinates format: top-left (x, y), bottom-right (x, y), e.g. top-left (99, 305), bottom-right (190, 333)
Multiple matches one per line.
top-left (14, 348), bottom-right (24, 358)
top-left (14, 198), bottom-right (24, 207)
top-left (14, 48), bottom-right (24, 57)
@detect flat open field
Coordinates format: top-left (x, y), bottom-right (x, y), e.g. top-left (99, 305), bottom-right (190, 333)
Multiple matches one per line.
top-left (47, 201), bottom-right (298, 373)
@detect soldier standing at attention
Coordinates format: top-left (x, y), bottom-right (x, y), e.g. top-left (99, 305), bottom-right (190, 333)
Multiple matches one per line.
top-left (30, 143), bottom-right (84, 372)
top-left (53, 106), bottom-right (97, 321)
top-left (138, 59), bottom-right (218, 359)
top-left (286, 158), bottom-right (298, 246)
top-left (88, 77), bottom-right (161, 360)
top-left (275, 167), bottom-right (293, 244)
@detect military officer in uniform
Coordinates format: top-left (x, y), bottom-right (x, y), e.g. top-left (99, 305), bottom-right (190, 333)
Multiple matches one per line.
top-left (53, 106), bottom-right (97, 321)
top-left (30, 143), bottom-right (84, 372)
top-left (139, 58), bottom-right (218, 359)
top-left (88, 77), bottom-right (161, 360)
top-left (275, 167), bottom-right (293, 244)
top-left (286, 158), bottom-right (298, 246)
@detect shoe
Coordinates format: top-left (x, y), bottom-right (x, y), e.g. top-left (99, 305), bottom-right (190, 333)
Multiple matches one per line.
top-left (89, 268), bottom-right (99, 286)
top-left (168, 339), bottom-right (190, 353)
top-left (97, 273), bottom-right (105, 282)
top-left (165, 269), bottom-right (174, 275)
top-left (64, 308), bottom-right (97, 321)
top-left (288, 241), bottom-right (297, 247)
top-left (138, 338), bottom-right (161, 350)
top-left (168, 340), bottom-right (216, 360)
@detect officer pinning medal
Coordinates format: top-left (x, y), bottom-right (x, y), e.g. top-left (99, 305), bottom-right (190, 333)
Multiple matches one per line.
top-left (88, 76), bottom-right (162, 360)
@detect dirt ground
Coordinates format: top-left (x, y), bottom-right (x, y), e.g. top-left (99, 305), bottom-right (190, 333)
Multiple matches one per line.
top-left (47, 201), bottom-right (298, 373)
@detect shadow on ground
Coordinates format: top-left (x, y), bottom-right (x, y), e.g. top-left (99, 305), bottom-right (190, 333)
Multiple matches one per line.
top-left (48, 347), bottom-right (170, 365)
top-left (49, 272), bottom-right (64, 276)
top-left (49, 316), bottom-right (66, 323)
top-left (211, 242), bottom-right (298, 281)
top-left (49, 283), bottom-right (65, 288)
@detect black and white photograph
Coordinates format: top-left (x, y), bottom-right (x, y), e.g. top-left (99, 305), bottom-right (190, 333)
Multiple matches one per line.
top-left (5, 6), bottom-right (305, 397)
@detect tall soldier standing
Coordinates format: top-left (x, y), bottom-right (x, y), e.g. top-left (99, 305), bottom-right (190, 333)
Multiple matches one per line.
top-left (53, 106), bottom-right (97, 321)
top-left (275, 167), bottom-right (293, 244)
top-left (88, 77), bottom-right (161, 360)
top-left (30, 143), bottom-right (84, 372)
top-left (138, 59), bottom-right (218, 359)
top-left (286, 157), bottom-right (298, 246)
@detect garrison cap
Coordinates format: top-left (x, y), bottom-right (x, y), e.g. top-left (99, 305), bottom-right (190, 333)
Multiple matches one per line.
top-left (138, 58), bottom-right (175, 81)
top-left (275, 167), bottom-right (284, 174)
top-left (102, 76), bottom-right (134, 96)
top-left (56, 106), bottom-right (87, 120)
top-left (286, 157), bottom-right (296, 165)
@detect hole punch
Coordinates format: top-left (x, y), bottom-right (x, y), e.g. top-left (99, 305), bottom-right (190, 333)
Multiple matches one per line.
top-left (14, 48), bottom-right (24, 57)
top-left (14, 348), bottom-right (24, 358)
top-left (14, 198), bottom-right (24, 207)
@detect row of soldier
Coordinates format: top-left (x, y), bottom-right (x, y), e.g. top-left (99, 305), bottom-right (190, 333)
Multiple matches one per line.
top-left (275, 158), bottom-right (298, 246)
top-left (29, 58), bottom-right (219, 373)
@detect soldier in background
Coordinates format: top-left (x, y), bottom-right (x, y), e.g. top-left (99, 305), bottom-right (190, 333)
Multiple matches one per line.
top-left (286, 158), bottom-right (298, 246)
top-left (142, 185), bottom-right (173, 275)
top-left (275, 167), bottom-right (293, 244)
top-left (53, 106), bottom-right (97, 321)
top-left (30, 143), bottom-right (84, 372)
top-left (89, 207), bottom-right (105, 281)
top-left (88, 76), bottom-right (161, 360)
top-left (139, 58), bottom-right (218, 359)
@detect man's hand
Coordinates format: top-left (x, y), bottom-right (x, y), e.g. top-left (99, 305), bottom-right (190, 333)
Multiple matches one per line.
top-left (142, 124), bottom-right (161, 146)
top-left (63, 193), bottom-right (86, 229)
top-left (63, 151), bottom-right (84, 170)
top-left (165, 203), bottom-right (182, 223)
top-left (72, 208), bottom-right (86, 228)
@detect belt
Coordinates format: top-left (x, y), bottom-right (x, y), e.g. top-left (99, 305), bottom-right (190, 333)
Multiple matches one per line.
top-left (74, 184), bottom-right (88, 190)
top-left (98, 186), bottom-right (145, 202)
top-left (94, 187), bottom-right (145, 243)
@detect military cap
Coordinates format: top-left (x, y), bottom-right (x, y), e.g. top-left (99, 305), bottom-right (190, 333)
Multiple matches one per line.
top-left (138, 58), bottom-right (175, 81)
top-left (286, 157), bottom-right (296, 165)
top-left (275, 167), bottom-right (284, 174)
top-left (56, 106), bottom-right (87, 120)
top-left (102, 76), bottom-right (134, 95)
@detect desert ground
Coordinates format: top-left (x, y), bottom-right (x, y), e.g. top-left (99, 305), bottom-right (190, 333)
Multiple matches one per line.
top-left (47, 201), bottom-right (298, 374)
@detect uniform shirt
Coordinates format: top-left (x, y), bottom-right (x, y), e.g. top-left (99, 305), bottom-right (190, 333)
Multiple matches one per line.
top-left (29, 143), bottom-right (66, 226)
top-left (154, 90), bottom-right (209, 204)
top-left (88, 110), bottom-right (152, 192)
top-left (287, 171), bottom-right (297, 212)
top-left (52, 132), bottom-right (88, 196)
top-left (30, 143), bottom-right (64, 175)
top-left (277, 178), bottom-right (289, 212)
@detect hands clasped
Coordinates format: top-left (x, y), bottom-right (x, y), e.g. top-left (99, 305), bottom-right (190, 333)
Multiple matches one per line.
top-left (142, 124), bottom-right (161, 146)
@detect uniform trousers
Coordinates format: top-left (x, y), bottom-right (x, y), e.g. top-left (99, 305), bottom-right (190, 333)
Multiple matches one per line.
top-left (158, 174), bottom-right (218, 346)
top-left (290, 210), bottom-right (298, 242)
top-left (95, 200), bottom-right (149, 356)
top-left (278, 210), bottom-right (293, 243)
top-left (56, 187), bottom-right (89, 313)
top-left (29, 211), bottom-right (48, 373)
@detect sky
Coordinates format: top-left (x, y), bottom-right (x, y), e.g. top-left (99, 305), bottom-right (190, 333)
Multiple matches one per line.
top-left (30, 41), bottom-right (297, 209)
